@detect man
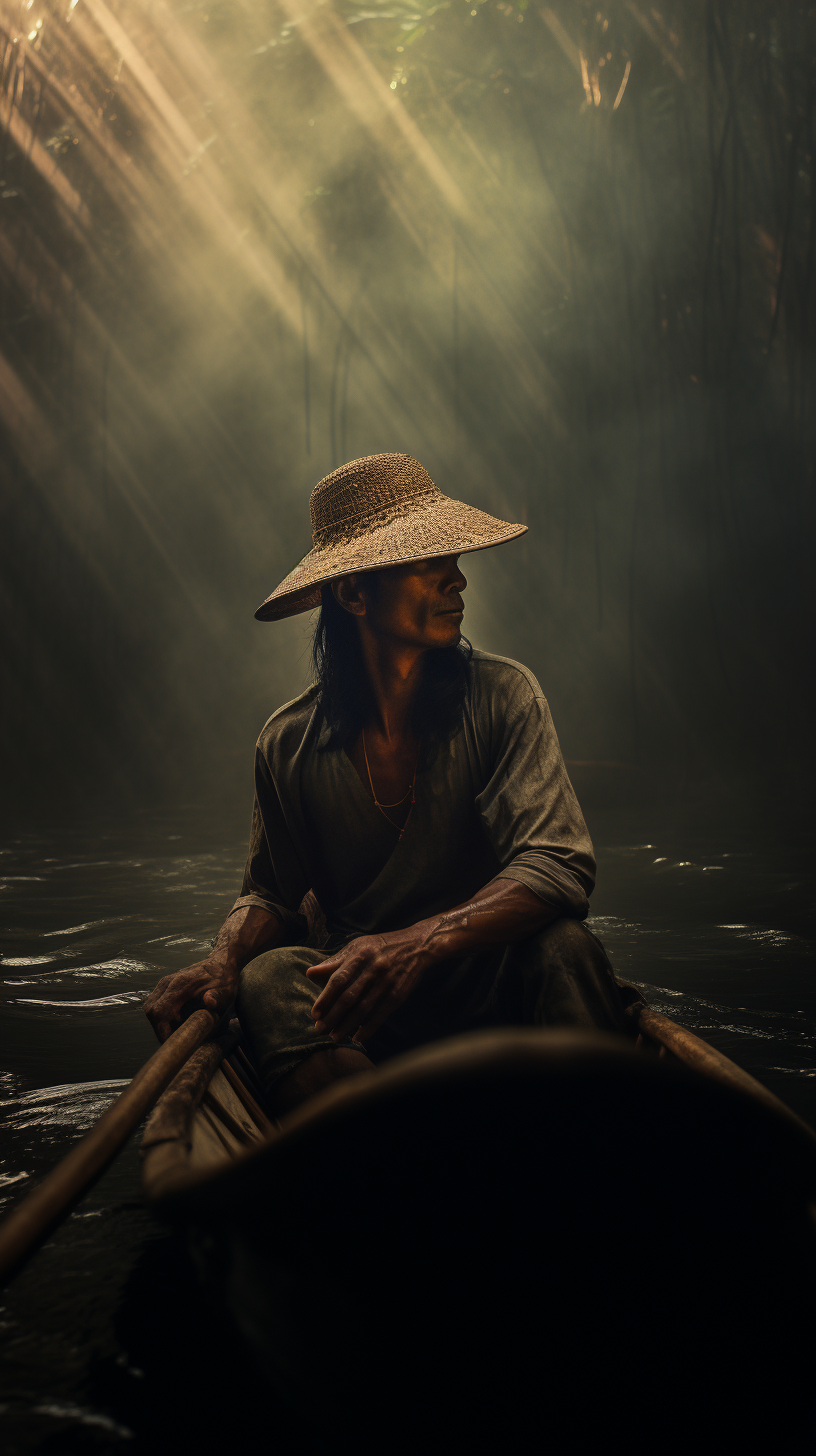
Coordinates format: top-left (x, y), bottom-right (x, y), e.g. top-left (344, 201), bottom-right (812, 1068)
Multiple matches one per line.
top-left (145, 453), bottom-right (638, 1112)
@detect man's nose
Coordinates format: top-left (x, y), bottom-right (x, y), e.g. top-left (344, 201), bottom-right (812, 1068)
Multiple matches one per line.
top-left (443, 557), bottom-right (467, 593)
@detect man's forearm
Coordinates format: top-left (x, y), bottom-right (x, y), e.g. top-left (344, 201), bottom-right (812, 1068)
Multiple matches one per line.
top-left (411, 878), bottom-right (556, 968)
top-left (210, 904), bottom-right (285, 982)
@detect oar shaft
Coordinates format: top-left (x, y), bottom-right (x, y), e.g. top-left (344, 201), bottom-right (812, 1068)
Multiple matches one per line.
top-left (0, 1007), bottom-right (216, 1284)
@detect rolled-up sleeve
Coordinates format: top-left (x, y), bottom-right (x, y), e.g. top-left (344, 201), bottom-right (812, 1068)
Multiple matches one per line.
top-left (475, 674), bottom-right (595, 918)
top-left (229, 750), bottom-right (310, 942)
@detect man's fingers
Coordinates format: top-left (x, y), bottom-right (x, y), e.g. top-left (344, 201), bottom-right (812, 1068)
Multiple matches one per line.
top-left (319, 966), bottom-right (381, 1036)
top-left (308, 959), bottom-right (349, 1011)
top-left (144, 974), bottom-right (171, 1003)
top-left (330, 977), bottom-right (399, 1041)
top-left (314, 968), bottom-right (379, 1033)
top-left (147, 1011), bottom-right (176, 1044)
top-left (144, 961), bottom-right (234, 1043)
top-left (144, 995), bottom-right (184, 1042)
top-left (311, 953), bottom-right (369, 1021)
top-left (307, 935), bottom-right (415, 1038)
top-left (305, 943), bottom-right (365, 985)
top-left (305, 955), bottom-right (343, 981)
top-left (347, 966), bottom-right (416, 1043)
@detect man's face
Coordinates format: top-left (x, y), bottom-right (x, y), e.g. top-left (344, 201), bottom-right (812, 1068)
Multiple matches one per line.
top-left (337, 555), bottom-right (468, 650)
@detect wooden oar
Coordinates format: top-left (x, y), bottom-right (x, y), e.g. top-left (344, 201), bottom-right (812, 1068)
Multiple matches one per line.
top-left (0, 1006), bottom-right (217, 1284)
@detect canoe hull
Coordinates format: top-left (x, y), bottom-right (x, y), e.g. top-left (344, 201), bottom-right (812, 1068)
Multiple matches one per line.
top-left (141, 1023), bottom-right (816, 1455)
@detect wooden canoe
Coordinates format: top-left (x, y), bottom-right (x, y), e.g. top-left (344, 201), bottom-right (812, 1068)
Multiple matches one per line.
top-left (140, 1005), bottom-right (816, 1202)
top-left (139, 1010), bottom-right (816, 1456)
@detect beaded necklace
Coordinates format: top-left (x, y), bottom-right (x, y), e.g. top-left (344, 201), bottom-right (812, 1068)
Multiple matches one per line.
top-left (362, 730), bottom-right (418, 836)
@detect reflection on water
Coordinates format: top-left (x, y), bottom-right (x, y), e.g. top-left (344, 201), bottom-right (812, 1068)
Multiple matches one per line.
top-left (0, 805), bottom-right (814, 1451)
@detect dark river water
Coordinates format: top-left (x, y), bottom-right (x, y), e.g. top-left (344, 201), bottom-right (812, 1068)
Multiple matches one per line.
top-left (1, 801), bottom-right (814, 1452)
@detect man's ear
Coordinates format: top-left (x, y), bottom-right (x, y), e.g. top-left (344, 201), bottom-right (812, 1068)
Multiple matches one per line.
top-left (332, 575), bottom-right (366, 616)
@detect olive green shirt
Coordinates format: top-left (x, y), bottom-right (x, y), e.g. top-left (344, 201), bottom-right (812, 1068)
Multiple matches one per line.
top-left (231, 650), bottom-right (595, 943)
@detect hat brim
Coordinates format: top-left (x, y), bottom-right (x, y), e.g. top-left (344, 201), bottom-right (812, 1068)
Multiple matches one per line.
top-left (254, 496), bottom-right (527, 622)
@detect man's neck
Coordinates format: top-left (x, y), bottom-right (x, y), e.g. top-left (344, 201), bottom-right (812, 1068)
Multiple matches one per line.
top-left (358, 629), bottom-right (425, 743)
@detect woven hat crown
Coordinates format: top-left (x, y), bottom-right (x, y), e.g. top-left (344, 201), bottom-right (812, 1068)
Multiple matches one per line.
top-left (310, 453), bottom-right (439, 548)
top-left (254, 451), bottom-right (525, 620)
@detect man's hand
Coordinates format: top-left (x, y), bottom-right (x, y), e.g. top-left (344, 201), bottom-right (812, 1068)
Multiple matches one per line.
top-left (143, 958), bottom-right (238, 1043)
top-left (143, 904), bottom-right (283, 1043)
top-left (307, 880), bottom-right (555, 1045)
top-left (307, 927), bottom-right (433, 1044)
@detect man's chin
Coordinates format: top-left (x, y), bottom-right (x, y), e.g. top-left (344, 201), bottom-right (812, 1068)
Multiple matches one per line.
top-left (414, 617), bottom-right (464, 649)
top-left (435, 624), bottom-right (462, 648)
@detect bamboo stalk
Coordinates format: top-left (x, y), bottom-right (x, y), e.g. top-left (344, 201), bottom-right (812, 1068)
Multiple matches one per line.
top-left (0, 1007), bottom-right (217, 1284)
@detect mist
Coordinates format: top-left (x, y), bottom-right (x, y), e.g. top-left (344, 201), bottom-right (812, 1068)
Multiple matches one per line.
top-left (1, 0), bottom-right (814, 827)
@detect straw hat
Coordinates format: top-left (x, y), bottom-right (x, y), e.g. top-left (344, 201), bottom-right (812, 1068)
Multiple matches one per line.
top-left (255, 453), bottom-right (527, 621)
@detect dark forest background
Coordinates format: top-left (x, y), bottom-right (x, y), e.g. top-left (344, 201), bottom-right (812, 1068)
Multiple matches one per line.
top-left (1, 0), bottom-right (814, 824)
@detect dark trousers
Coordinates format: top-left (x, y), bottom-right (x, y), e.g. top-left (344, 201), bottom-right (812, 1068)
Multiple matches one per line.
top-left (237, 918), bottom-right (640, 1097)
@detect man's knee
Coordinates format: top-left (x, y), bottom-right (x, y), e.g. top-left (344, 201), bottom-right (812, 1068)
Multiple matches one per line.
top-left (534, 916), bottom-right (598, 965)
top-left (237, 945), bottom-right (321, 1026)
top-left (239, 944), bottom-right (300, 996)
top-left (520, 916), bottom-right (626, 1034)
top-left (520, 915), bottom-right (616, 993)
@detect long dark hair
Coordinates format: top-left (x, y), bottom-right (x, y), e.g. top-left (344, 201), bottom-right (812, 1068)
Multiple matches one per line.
top-left (312, 578), bottom-right (472, 755)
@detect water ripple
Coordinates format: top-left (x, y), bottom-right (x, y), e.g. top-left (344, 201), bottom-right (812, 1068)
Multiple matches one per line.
top-left (11, 992), bottom-right (147, 1010)
top-left (28, 1403), bottom-right (133, 1440)
top-left (74, 957), bottom-right (152, 975)
top-left (1, 954), bottom-right (67, 967)
top-left (3, 958), bottom-right (155, 986)
top-left (0, 1078), bottom-right (128, 1132)
top-left (41, 919), bottom-right (123, 937)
